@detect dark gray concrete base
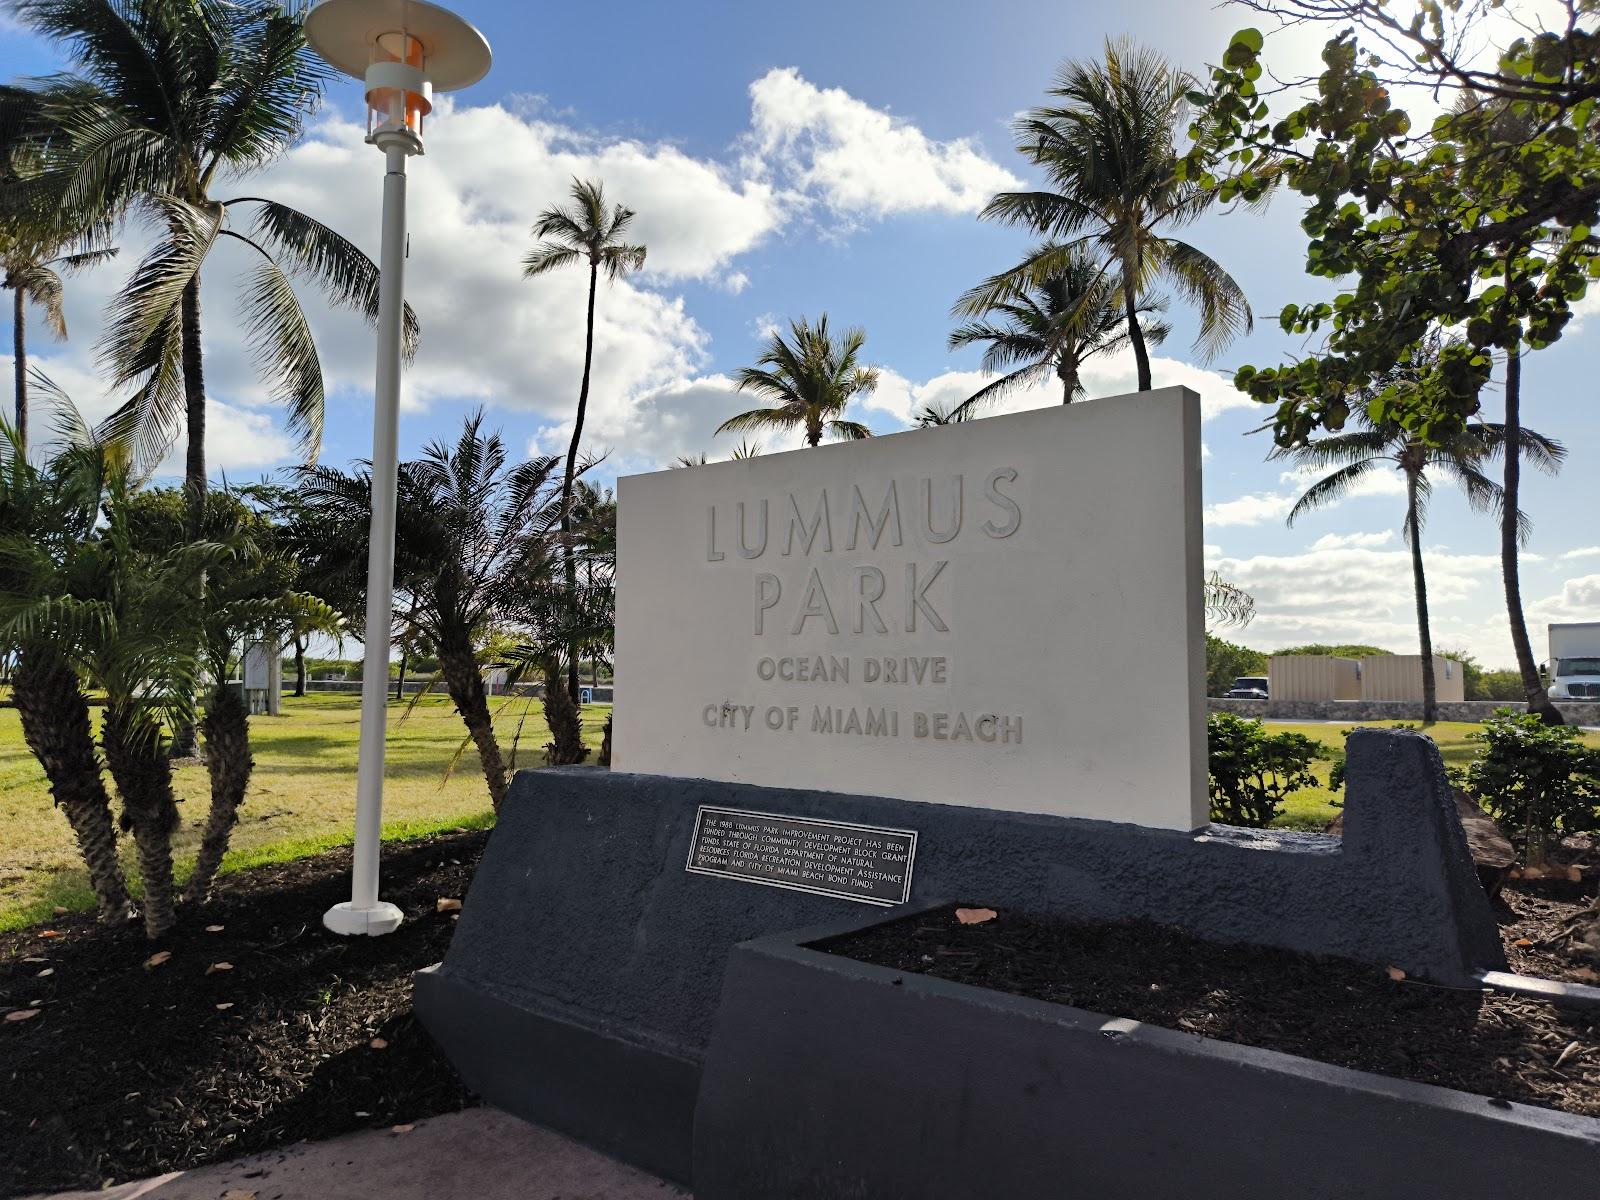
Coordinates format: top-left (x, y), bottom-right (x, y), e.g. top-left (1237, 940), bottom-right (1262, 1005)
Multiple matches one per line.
top-left (415, 729), bottom-right (1504, 1182)
top-left (695, 909), bottom-right (1600, 1200)
top-left (412, 966), bottom-right (699, 1184)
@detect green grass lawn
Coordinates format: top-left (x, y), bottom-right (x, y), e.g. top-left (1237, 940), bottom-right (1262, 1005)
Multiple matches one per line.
top-left (5, 700), bottom-right (1596, 931)
top-left (0, 692), bottom-right (608, 932)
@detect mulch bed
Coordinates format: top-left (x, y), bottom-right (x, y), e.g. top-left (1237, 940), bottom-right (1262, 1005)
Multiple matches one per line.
top-left (824, 886), bottom-right (1600, 1120)
top-left (0, 831), bottom-right (486, 1198)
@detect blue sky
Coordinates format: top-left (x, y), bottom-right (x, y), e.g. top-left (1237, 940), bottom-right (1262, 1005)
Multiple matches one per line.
top-left (3, 0), bottom-right (1596, 665)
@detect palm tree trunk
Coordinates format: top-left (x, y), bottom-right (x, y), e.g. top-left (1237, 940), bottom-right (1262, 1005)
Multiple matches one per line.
top-left (1406, 472), bottom-right (1437, 724)
top-left (806, 414), bottom-right (822, 447)
top-left (12, 286), bottom-right (26, 452)
top-left (560, 260), bottom-right (599, 705)
top-left (13, 650), bottom-right (131, 921)
top-left (1500, 339), bottom-right (1563, 725)
top-left (395, 647), bottom-right (407, 700)
top-left (292, 634), bottom-right (307, 697)
top-left (169, 274), bottom-right (208, 758)
top-left (439, 640), bottom-right (507, 809)
top-left (1057, 357), bottom-right (1079, 404)
top-left (101, 703), bottom-right (180, 939)
top-left (1121, 269), bottom-right (1152, 391)
top-left (541, 656), bottom-right (588, 766)
top-left (180, 274), bottom-right (207, 539)
top-left (184, 683), bottom-right (253, 903)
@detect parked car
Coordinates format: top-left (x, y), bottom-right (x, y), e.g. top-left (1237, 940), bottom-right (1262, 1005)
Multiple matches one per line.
top-left (1226, 675), bottom-right (1269, 700)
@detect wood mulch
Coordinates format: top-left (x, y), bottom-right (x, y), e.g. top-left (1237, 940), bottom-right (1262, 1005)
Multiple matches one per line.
top-left (825, 884), bottom-right (1600, 1120)
top-left (0, 832), bottom-right (485, 1198)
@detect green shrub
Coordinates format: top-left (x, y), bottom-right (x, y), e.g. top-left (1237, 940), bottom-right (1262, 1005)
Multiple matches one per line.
top-left (1207, 712), bottom-right (1328, 828)
top-left (1269, 643), bottom-right (1391, 659)
top-left (1463, 709), bottom-right (1600, 864)
top-left (1474, 669), bottom-right (1525, 702)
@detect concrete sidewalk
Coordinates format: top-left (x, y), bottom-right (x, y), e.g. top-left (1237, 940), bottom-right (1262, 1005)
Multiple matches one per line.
top-left (29, 1108), bottom-right (688, 1200)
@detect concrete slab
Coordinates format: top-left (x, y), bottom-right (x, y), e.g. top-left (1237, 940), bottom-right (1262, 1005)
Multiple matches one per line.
top-left (27, 1108), bottom-right (689, 1200)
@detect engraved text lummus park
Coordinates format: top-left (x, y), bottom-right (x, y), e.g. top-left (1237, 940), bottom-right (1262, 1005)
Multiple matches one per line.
top-left (700, 467), bottom-right (1024, 746)
top-left (615, 389), bottom-right (1208, 831)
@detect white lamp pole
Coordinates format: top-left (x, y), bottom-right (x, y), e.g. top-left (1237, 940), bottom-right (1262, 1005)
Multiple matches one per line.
top-left (304, 0), bottom-right (491, 937)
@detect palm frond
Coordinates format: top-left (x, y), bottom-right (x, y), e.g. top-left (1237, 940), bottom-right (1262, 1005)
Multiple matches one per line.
top-left (240, 197), bottom-right (420, 359)
top-left (522, 243), bottom-right (583, 277)
top-left (100, 194), bottom-right (220, 388)
top-left (1285, 459), bottom-right (1378, 525)
top-left (1156, 237), bottom-right (1253, 361)
top-left (14, 263), bottom-right (67, 338)
top-left (226, 232), bottom-right (323, 460)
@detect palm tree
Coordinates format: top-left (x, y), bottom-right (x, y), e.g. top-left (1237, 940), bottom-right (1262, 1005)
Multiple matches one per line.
top-left (950, 244), bottom-right (1169, 414)
top-left (81, 478), bottom-right (219, 938)
top-left (523, 178), bottom-right (646, 704)
top-left (292, 412), bottom-right (565, 809)
top-left (1, 239), bottom-right (115, 452)
top-left (123, 485), bottom-right (339, 903)
top-left (568, 480), bottom-right (616, 692)
top-left (0, 398), bottom-right (130, 921)
top-left (0, 424), bottom-right (221, 938)
top-left (10, 0), bottom-right (415, 535)
top-left (973, 39), bottom-right (1252, 390)
top-left (1274, 416), bottom-right (1563, 723)
top-left (718, 315), bottom-right (878, 447)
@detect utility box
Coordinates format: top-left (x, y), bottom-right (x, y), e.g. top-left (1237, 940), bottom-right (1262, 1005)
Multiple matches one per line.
top-left (243, 641), bottom-right (282, 716)
top-left (1358, 655), bottom-right (1464, 702)
top-left (1268, 655), bottom-right (1361, 701)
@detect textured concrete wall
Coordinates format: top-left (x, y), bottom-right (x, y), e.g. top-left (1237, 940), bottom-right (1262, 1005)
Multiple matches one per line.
top-left (435, 731), bottom-right (1497, 1034)
top-left (1206, 697), bottom-right (1270, 716)
top-left (416, 731), bottom-right (1503, 1180)
top-left (695, 919), bottom-right (1598, 1200)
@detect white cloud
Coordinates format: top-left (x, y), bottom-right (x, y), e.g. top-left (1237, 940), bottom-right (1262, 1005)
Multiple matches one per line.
top-left (717, 271), bottom-right (751, 295)
top-left (1201, 461), bottom-right (1408, 531)
top-left (1310, 530), bottom-right (1396, 551)
top-left (866, 351), bottom-right (1257, 429)
top-left (1560, 546), bottom-right (1600, 561)
top-left (746, 67), bottom-right (1020, 219)
top-left (1077, 355), bottom-right (1256, 423)
top-left (1214, 544), bottom-right (1505, 660)
top-left (1552, 574), bottom-right (1600, 613)
top-left (1205, 492), bottom-right (1295, 528)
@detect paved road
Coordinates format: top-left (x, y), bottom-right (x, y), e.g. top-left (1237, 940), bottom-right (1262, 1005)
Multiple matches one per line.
top-left (28, 1108), bottom-right (688, 1200)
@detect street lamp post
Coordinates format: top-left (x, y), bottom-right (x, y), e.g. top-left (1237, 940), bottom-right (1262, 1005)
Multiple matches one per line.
top-left (304, 0), bottom-right (491, 936)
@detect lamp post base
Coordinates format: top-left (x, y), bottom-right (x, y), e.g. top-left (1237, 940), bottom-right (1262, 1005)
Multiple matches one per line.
top-left (323, 900), bottom-right (405, 937)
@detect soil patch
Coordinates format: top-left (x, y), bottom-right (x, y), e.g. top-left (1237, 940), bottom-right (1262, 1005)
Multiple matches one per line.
top-left (0, 831), bottom-right (485, 1198)
top-left (823, 888), bottom-right (1600, 1120)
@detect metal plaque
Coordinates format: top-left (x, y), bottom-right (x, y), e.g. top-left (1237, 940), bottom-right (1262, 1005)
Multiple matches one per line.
top-left (685, 806), bottom-right (917, 906)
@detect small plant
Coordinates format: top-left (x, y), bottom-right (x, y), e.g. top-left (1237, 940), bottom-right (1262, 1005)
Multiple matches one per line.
top-left (1206, 712), bottom-right (1327, 828)
top-left (1462, 709), bottom-right (1600, 867)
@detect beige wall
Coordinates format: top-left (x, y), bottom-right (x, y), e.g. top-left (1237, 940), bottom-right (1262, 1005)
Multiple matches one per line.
top-left (1268, 656), bottom-right (1361, 701)
top-left (1359, 655), bottom-right (1465, 702)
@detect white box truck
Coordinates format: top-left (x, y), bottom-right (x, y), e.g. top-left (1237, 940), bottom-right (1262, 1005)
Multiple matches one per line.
top-left (1548, 623), bottom-right (1600, 700)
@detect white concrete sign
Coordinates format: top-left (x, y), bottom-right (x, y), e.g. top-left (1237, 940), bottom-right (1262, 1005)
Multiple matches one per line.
top-left (613, 387), bottom-right (1207, 831)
